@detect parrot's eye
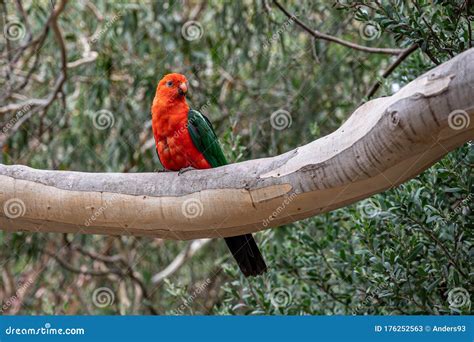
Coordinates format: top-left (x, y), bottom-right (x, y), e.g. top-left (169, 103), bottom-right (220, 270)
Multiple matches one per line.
top-left (166, 81), bottom-right (173, 87)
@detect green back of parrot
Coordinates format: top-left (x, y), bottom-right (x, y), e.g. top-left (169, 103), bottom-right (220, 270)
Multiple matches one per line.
top-left (187, 109), bottom-right (228, 168)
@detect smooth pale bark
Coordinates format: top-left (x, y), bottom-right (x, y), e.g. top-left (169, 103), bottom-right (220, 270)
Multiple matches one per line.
top-left (1, 49), bottom-right (473, 240)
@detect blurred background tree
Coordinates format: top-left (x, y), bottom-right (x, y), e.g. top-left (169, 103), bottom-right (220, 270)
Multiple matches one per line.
top-left (0, 0), bottom-right (472, 315)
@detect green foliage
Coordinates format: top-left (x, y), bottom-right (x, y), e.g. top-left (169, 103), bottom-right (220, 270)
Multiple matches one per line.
top-left (214, 144), bottom-right (472, 315)
top-left (347, 0), bottom-right (472, 64)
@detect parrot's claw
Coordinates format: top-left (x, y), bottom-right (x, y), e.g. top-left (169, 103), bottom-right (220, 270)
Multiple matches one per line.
top-left (178, 166), bottom-right (196, 175)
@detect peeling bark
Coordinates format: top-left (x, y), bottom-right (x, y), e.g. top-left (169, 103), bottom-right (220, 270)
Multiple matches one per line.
top-left (1, 49), bottom-right (473, 240)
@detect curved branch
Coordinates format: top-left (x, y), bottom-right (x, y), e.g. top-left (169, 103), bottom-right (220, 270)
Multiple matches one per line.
top-left (0, 49), bottom-right (473, 239)
top-left (363, 43), bottom-right (419, 101)
top-left (272, 0), bottom-right (405, 55)
top-left (152, 239), bottom-right (211, 284)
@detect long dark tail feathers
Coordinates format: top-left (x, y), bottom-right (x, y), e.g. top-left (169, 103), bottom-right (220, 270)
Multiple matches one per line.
top-left (224, 234), bottom-right (267, 277)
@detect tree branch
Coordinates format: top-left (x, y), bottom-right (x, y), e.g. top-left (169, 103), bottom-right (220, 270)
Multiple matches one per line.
top-left (43, 245), bottom-right (159, 314)
top-left (152, 239), bottom-right (211, 284)
top-left (0, 49), bottom-right (473, 239)
top-left (0, 0), bottom-right (68, 115)
top-left (363, 43), bottom-right (419, 101)
top-left (272, 0), bottom-right (405, 55)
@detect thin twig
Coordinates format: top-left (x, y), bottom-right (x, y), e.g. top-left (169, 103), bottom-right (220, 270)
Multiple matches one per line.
top-left (72, 245), bottom-right (125, 264)
top-left (152, 239), bottom-right (211, 284)
top-left (363, 43), bottom-right (419, 102)
top-left (67, 34), bottom-right (98, 68)
top-left (14, 0), bottom-right (31, 40)
top-left (123, 266), bottom-right (159, 315)
top-left (43, 249), bottom-right (120, 276)
top-left (407, 216), bottom-right (468, 280)
top-left (467, 0), bottom-right (472, 48)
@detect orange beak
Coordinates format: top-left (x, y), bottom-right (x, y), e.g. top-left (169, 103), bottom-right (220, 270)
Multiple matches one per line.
top-left (178, 82), bottom-right (188, 96)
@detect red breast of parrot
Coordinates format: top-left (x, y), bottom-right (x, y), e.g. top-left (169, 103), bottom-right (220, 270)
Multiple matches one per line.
top-left (151, 73), bottom-right (267, 277)
top-left (151, 73), bottom-right (212, 171)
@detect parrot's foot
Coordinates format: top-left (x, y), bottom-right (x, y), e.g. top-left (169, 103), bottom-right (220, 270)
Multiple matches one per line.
top-left (178, 166), bottom-right (196, 175)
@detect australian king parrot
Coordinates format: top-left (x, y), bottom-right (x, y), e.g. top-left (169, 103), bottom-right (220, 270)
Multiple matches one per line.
top-left (151, 73), bottom-right (267, 277)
